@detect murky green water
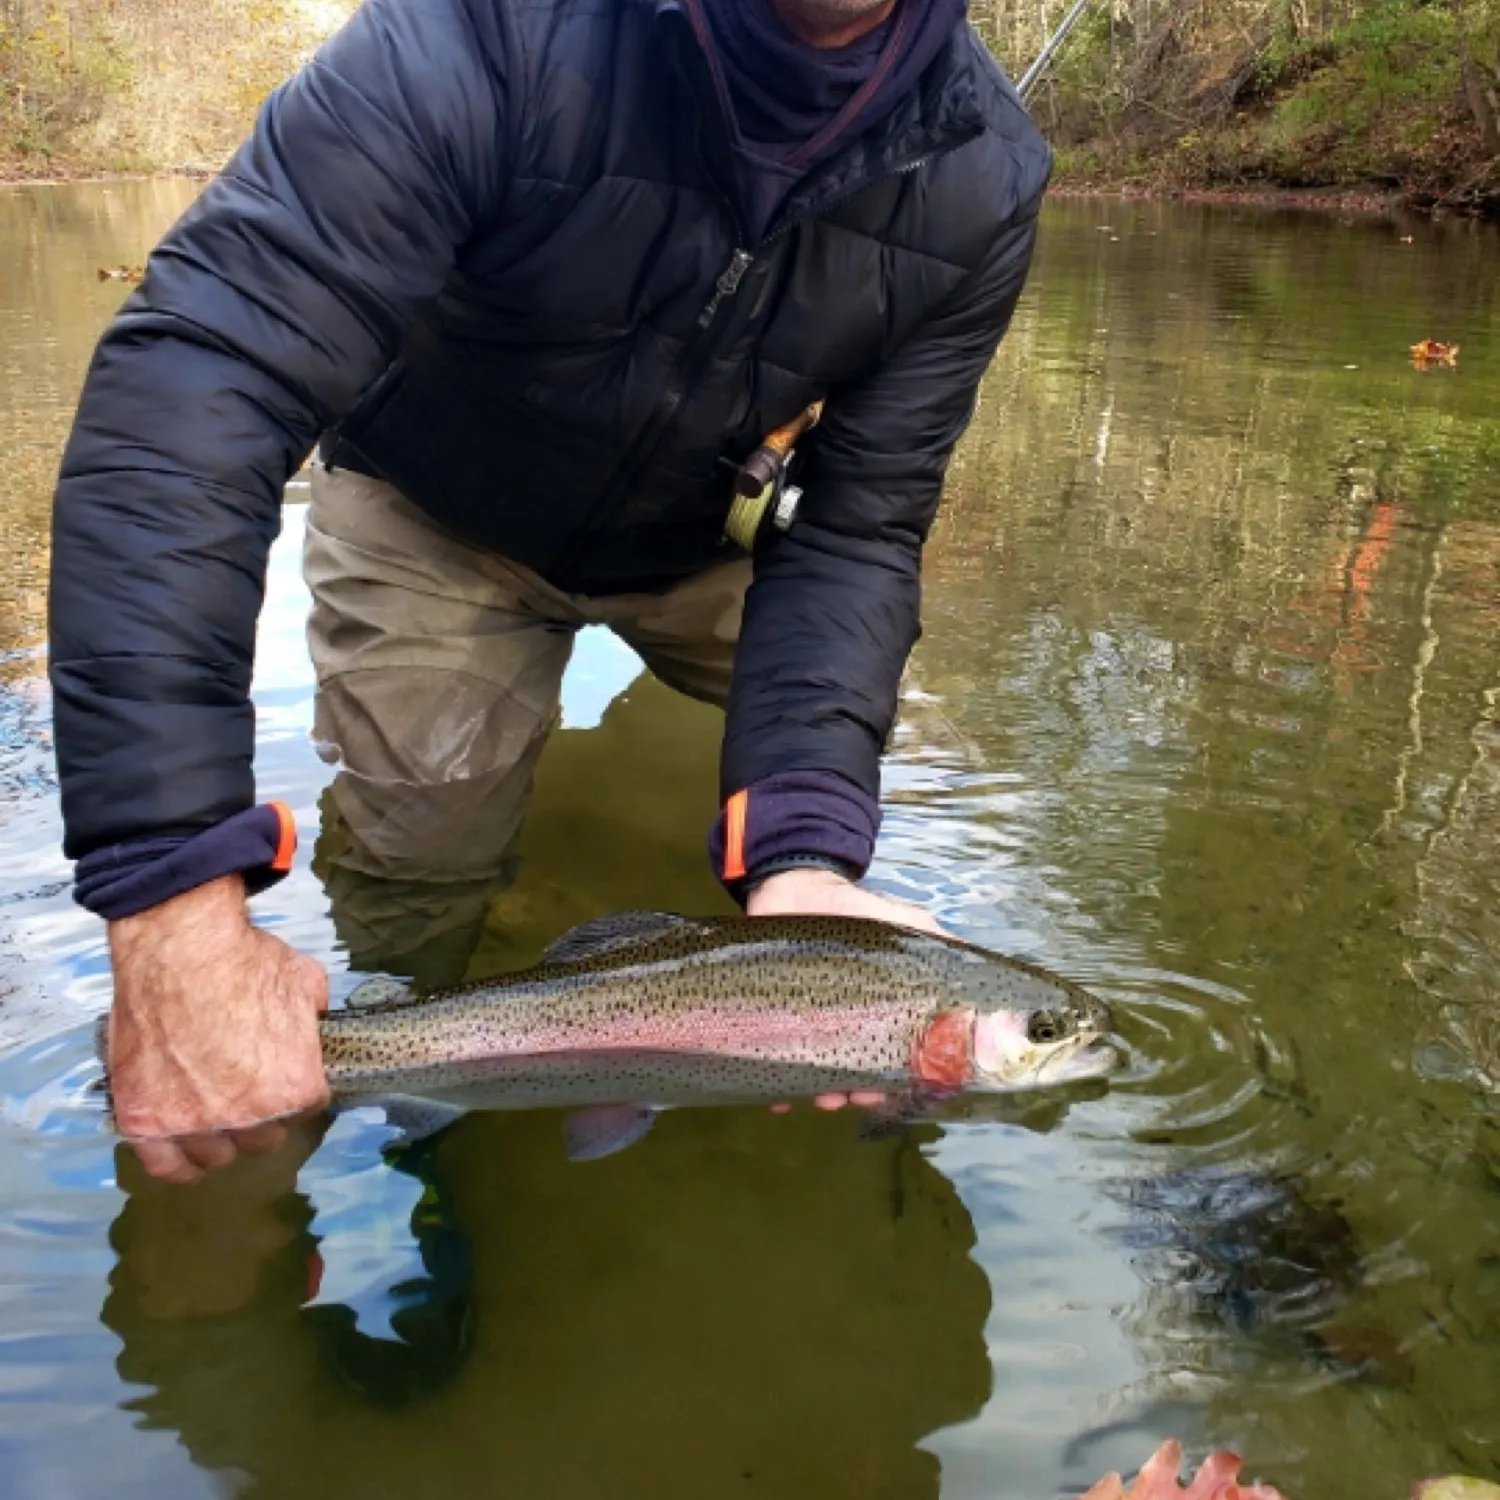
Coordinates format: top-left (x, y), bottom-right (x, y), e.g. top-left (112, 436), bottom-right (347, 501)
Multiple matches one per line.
top-left (1, 180), bottom-right (1498, 1499)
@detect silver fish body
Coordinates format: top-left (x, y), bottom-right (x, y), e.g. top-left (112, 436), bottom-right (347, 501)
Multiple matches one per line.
top-left (322, 912), bottom-right (1117, 1115)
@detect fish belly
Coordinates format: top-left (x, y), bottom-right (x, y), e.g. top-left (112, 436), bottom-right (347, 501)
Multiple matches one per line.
top-left (356, 1049), bottom-right (911, 1114)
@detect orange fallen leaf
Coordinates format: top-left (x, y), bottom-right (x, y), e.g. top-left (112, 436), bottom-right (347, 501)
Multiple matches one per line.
top-left (1411, 339), bottom-right (1459, 369)
top-left (96, 265), bottom-right (144, 284)
top-left (1080, 1440), bottom-right (1288, 1500)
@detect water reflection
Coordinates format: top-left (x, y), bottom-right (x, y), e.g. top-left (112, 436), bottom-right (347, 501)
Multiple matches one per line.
top-left (317, 667), bottom-right (739, 989)
top-left (2, 184), bottom-right (1500, 1496)
top-left (104, 1104), bottom-right (994, 1499)
top-left (902, 199), bottom-right (1500, 1490)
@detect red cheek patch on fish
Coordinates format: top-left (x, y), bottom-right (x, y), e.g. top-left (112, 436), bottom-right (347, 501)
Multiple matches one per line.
top-left (913, 1010), bottom-right (975, 1088)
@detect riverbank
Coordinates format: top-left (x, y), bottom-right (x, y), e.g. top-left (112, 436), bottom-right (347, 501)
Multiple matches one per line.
top-left (4, 1), bottom-right (1496, 217)
top-left (0, 167), bottom-right (1427, 227)
top-left (1048, 138), bottom-right (1499, 221)
top-left (0, 164), bottom-right (211, 188)
top-left (0, 160), bottom-right (1487, 224)
top-left (1046, 180), bottom-right (1409, 218)
top-left (1004, 2), bottom-right (1500, 221)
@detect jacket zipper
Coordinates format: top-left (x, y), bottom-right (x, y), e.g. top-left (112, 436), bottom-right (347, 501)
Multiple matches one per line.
top-left (552, 244), bottom-right (754, 576)
top-left (552, 142), bottom-right (969, 580)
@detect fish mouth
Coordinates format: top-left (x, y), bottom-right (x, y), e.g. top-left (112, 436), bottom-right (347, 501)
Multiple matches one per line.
top-left (1033, 1037), bottom-right (1121, 1085)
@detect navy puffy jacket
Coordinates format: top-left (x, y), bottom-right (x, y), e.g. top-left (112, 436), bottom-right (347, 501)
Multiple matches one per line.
top-left (49, 0), bottom-right (1049, 867)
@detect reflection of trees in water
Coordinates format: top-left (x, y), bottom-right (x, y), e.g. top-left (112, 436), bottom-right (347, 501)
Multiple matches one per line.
top-left (918, 200), bottom-right (1500, 1018)
top-left (1385, 521), bottom-right (1500, 1086)
top-left (899, 203), bottom-right (1500, 1495)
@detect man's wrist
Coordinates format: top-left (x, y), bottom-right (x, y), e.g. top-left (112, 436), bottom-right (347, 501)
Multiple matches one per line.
top-left (109, 873), bottom-right (251, 957)
top-left (745, 866), bottom-right (852, 914)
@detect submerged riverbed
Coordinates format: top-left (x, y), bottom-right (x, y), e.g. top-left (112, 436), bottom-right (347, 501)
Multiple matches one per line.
top-left (1, 181), bottom-right (1498, 1499)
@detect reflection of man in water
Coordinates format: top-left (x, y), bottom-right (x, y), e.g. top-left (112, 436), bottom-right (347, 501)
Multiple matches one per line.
top-left (105, 1107), bottom-right (993, 1498)
top-left (49, 0), bottom-right (1049, 1180)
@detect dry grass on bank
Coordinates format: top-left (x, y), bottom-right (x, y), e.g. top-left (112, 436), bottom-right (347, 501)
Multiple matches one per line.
top-left (0, 0), bottom-right (354, 176)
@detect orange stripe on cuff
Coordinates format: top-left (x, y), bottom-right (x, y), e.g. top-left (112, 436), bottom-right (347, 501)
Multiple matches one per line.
top-left (269, 800), bottom-right (297, 874)
top-left (723, 789), bottom-right (749, 882)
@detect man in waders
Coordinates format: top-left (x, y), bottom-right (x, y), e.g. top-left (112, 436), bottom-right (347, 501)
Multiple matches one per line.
top-left (50, 0), bottom-right (1050, 1180)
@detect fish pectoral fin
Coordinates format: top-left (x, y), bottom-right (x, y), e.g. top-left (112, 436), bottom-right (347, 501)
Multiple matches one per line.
top-left (374, 1096), bottom-right (468, 1147)
top-left (344, 975), bottom-right (417, 1010)
top-left (542, 911), bottom-right (706, 967)
top-left (564, 1105), bottom-right (658, 1163)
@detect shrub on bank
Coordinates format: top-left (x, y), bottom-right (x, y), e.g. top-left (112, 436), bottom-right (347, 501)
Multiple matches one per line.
top-left (0, 0), bottom-right (354, 177)
top-left (974, 0), bottom-right (1500, 213)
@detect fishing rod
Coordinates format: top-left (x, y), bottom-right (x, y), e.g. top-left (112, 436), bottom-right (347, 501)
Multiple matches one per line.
top-left (1017, 0), bottom-right (1094, 103)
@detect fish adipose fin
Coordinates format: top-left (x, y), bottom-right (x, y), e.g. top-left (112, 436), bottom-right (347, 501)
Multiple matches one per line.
top-left (542, 911), bottom-right (705, 967)
top-left (564, 1105), bottom-right (658, 1163)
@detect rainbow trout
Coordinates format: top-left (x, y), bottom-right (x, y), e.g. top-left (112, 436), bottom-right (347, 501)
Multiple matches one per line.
top-left (322, 912), bottom-right (1117, 1159)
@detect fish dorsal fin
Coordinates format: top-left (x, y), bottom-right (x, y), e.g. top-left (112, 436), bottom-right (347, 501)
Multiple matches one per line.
top-left (345, 975), bottom-right (416, 1010)
top-left (542, 911), bottom-right (702, 967)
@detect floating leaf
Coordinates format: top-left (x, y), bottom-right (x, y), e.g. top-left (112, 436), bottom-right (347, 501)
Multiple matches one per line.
top-left (1079, 1441), bottom-right (1287, 1500)
top-left (1411, 339), bottom-right (1459, 369)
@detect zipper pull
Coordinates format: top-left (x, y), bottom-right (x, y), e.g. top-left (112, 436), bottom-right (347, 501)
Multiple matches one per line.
top-left (697, 249), bottom-right (754, 328)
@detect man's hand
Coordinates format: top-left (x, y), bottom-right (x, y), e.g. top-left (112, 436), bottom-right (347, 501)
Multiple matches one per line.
top-left (745, 866), bottom-right (944, 935)
top-left (747, 867), bottom-right (942, 1114)
top-left (106, 875), bottom-right (330, 1184)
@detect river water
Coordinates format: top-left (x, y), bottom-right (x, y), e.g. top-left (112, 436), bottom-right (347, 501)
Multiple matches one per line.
top-left (0, 180), bottom-right (1497, 1499)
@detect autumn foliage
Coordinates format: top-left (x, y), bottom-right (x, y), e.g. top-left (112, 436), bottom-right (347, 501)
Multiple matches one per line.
top-left (0, 0), bottom-right (354, 175)
top-left (1081, 1441), bottom-right (1287, 1500)
top-left (973, 0), bottom-right (1500, 214)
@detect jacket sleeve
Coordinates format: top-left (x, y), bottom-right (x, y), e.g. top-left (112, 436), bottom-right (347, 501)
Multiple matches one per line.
top-left (48, 0), bottom-right (512, 860)
top-left (719, 193), bottom-right (1044, 823)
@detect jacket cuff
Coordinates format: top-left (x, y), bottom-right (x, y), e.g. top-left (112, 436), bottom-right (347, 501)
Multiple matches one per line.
top-left (73, 802), bottom-right (298, 921)
top-left (709, 770), bottom-right (880, 904)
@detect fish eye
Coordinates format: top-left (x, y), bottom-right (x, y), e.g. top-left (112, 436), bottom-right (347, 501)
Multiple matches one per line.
top-left (1028, 1011), bottom-right (1067, 1044)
